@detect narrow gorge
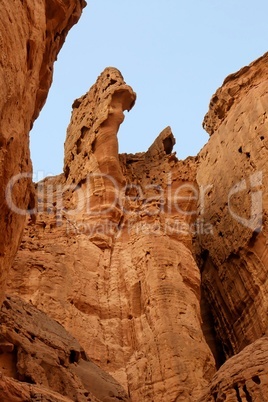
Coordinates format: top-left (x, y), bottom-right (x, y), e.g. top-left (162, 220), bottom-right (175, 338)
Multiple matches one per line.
top-left (1, 2), bottom-right (268, 401)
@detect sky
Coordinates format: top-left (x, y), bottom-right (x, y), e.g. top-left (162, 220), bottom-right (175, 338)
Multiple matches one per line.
top-left (30, 0), bottom-right (268, 177)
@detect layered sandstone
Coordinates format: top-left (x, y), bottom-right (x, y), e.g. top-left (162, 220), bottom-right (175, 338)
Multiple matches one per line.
top-left (196, 52), bottom-right (268, 359)
top-left (3, 6), bottom-right (268, 398)
top-left (8, 68), bottom-right (216, 401)
top-left (0, 295), bottom-right (129, 402)
top-left (0, 0), bottom-right (86, 307)
top-left (194, 52), bottom-right (268, 400)
top-left (11, 53), bottom-right (268, 401)
top-left (199, 336), bottom-right (268, 401)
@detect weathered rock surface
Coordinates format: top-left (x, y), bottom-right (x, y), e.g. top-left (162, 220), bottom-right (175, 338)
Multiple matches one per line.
top-left (199, 336), bottom-right (268, 401)
top-left (0, 0), bottom-right (86, 307)
top-left (4, 7), bottom-right (268, 398)
top-left (196, 52), bottom-right (268, 358)
top-left (194, 52), bottom-right (268, 400)
top-left (13, 53), bottom-right (268, 401)
top-left (8, 68), bottom-right (216, 401)
top-left (0, 295), bottom-right (129, 401)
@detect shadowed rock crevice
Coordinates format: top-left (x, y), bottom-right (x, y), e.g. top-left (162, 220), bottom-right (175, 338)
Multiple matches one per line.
top-left (200, 286), bottom-right (226, 370)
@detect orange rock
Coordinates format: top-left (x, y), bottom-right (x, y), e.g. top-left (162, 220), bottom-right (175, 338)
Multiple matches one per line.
top-left (0, 0), bottom-right (86, 307)
top-left (196, 52), bottom-right (268, 400)
top-left (0, 295), bottom-right (129, 401)
top-left (196, 52), bottom-right (268, 358)
top-left (9, 68), bottom-right (216, 401)
top-left (199, 336), bottom-right (268, 401)
top-left (3, 5), bottom-right (268, 399)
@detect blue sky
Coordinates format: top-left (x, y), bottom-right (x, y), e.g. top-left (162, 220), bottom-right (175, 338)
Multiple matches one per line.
top-left (30, 0), bottom-right (268, 177)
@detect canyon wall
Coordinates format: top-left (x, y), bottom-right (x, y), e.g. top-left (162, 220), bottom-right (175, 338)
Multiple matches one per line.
top-left (0, 2), bottom-right (133, 401)
top-left (196, 53), bottom-right (268, 358)
top-left (194, 52), bottom-right (268, 400)
top-left (0, 295), bottom-right (129, 402)
top-left (2, 2), bottom-right (268, 400)
top-left (0, 0), bottom-right (86, 307)
top-left (9, 53), bottom-right (268, 401)
top-left (8, 68), bottom-right (216, 401)
top-left (199, 335), bottom-right (268, 401)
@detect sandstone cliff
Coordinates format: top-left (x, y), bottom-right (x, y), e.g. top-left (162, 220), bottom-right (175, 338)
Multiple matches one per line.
top-left (0, 295), bottom-right (129, 402)
top-left (0, 2), bottom-right (133, 401)
top-left (8, 68), bottom-right (216, 401)
top-left (0, 0), bottom-right (86, 307)
top-left (194, 52), bottom-right (268, 401)
top-left (196, 53), bottom-right (268, 358)
top-left (8, 51), bottom-right (268, 400)
top-left (199, 335), bottom-right (268, 401)
top-left (2, 3), bottom-right (268, 400)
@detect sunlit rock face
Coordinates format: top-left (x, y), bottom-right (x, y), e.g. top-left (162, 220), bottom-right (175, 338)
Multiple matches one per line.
top-left (196, 53), bottom-right (268, 357)
top-left (8, 68), bottom-right (216, 402)
top-left (0, 0), bottom-right (85, 307)
top-left (4, 12), bottom-right (268, 398)
top-left (195, 52), bottom-right (268, 401)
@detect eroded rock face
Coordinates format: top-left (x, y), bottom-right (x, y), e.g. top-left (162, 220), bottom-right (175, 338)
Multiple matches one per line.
top-left (5, 22), bottom-right (268, 398)
top-left (0, 295), bottom-right (129, 402)
top-left (64, 67), bottom-right (136, 186)
top-left (8, 68), bottom-right (216, 401)
top-left (0, 0), bottom-right (86, 307)
top-left (196, 52), bottom-right (268, 359)
top-left (194, 52), bottom-right (268, 400)
top-left (199, 336), bottom-right (268, 401)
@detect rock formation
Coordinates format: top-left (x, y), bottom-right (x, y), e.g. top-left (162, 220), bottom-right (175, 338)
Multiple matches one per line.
top-left (198, 335), bottom-right (268, 401)
top-left (8, 68), bottom-right (216, 401)
top-left (2, 2), bottom-right (268, 400)
top-left (6, 50), bottom-right (268, 399)
top-left (193, 52), bottom-right (268, 401)
top-left (0, 295), bottom-right (129, 402)
top-left (0, 0), bottom-right (86, 307)
top-left (0, 2), bottom-right (130, 400)
top-left (196, 53), bottom-right (268, 357)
